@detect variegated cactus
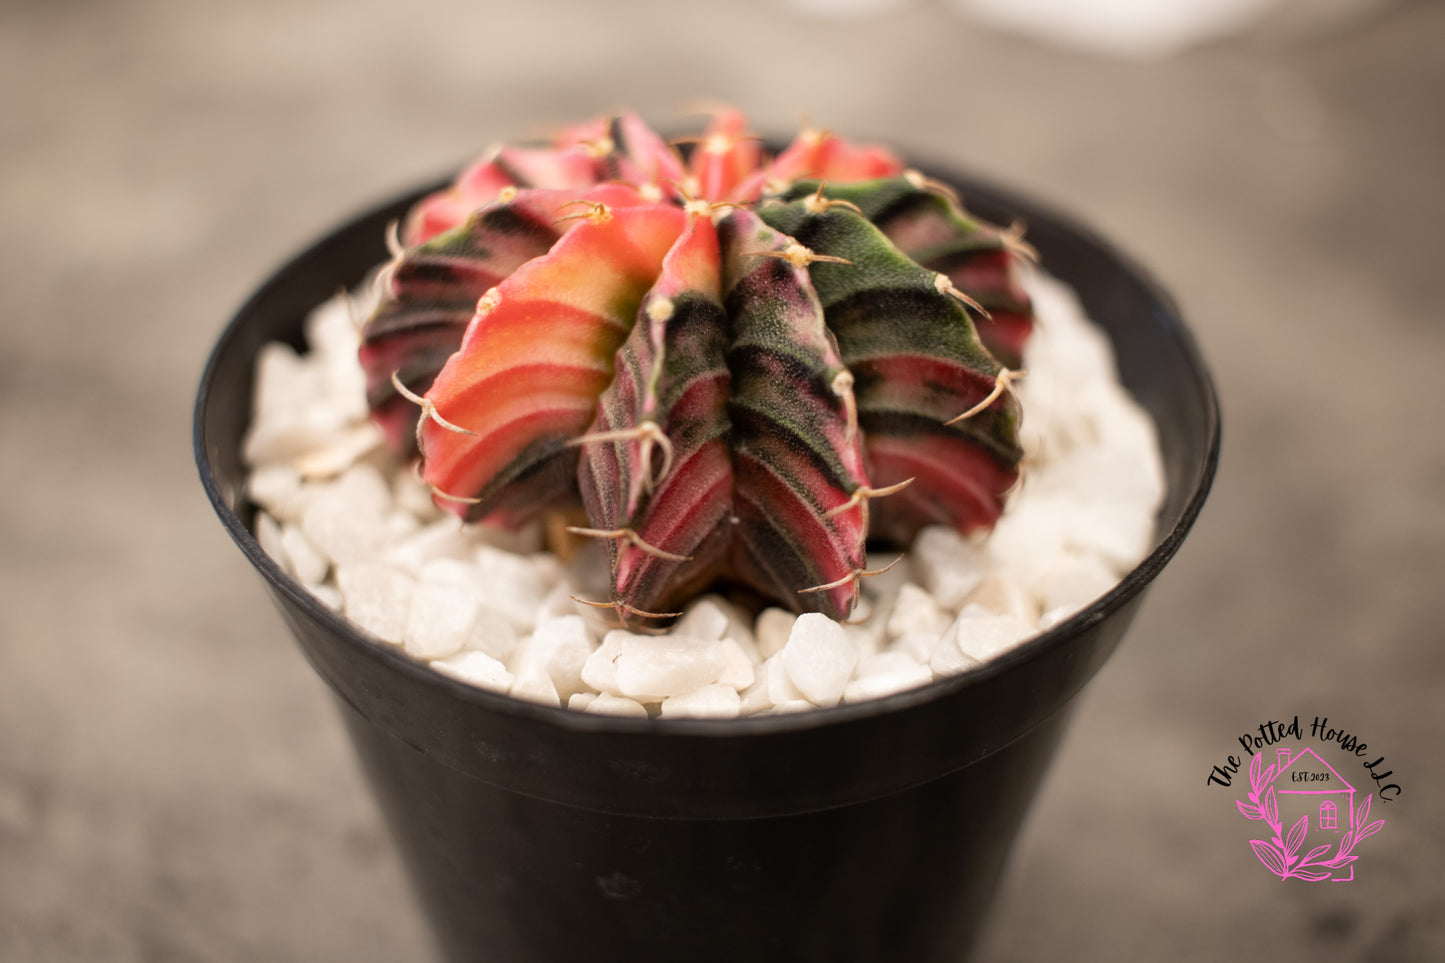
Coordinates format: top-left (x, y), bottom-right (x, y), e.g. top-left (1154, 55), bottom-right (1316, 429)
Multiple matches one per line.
top-left (360, 107), bottom-right (1035, 622)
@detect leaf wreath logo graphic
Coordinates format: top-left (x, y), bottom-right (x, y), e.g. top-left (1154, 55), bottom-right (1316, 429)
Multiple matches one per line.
top-left (1237, 751), bottom-right (1384, 881)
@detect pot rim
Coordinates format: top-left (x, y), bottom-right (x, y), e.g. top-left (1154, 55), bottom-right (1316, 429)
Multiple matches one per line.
top-left (195, 159), bottom-right (1220, 742)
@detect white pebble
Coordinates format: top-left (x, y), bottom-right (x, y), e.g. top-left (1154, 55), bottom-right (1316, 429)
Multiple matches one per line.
top-left (418, 556), bottom-right (476, 588)
top-left (780, 613), bottom-right (859, 708)
top-left (1033, 553), bottom-right (1118, 616)
top-left (243, 344), bottom-right (329, 466)
top-left (585, 693), bottom-right (649, 718)
top-left (660, 684), bottom-right (742, 719)
top-left (307, 583), bottom-right (344, 612)
top-left (951, 606), bottom-right (1037, 663)
top-left (716, 638), bottom-right (757, 691)
top-left (894, 631), bottom-right (942, 664)
top-left (739, 675), bottom-right (775, 715)
top-left (280, 524), bottom-right (330, 585)
top-left (303, 289), bottom-right (362, 356)
top-left (536, 582), bottom-right (585, 622)
top-left (912, 527), bottom-right (990, 609)
top-left (715, 598), bottom-right (759, 652)
top-left (431, 650), bottom-right (512, 692)
top-left (393, 469), bottom-right (445, 521)
top-left (294, 422), bottom-right (384, 480)
top-left (251, 342), bottom-right (313, 417)
top-left (465, 610), bottom-right (519, 663)
top-left (755, 608), bottom-right (796, 660)
top-left (842, 617), bottom-right (886, 660)
top-left (514, 615), bottom-right (594, 700)
top-left (613, 635), bottom-right (729, 703)
top-left (383, 518), bottom-right (475, 575)
top-left (473, 545), bottom-right (556, 633)
top-left (964, 572), bottom-right (1038, 622)
top-left (1042, 441), bottom-right (1159, 514)
top-left (985, 494), bottom-right (1071, 588)
top-left (764, 654), bottom-right (807, 706)
top-left (255, 510), bottom-right (286, 567)
top-left (510, 660), bottom-right (561, 707)
top-left (336, 563), bottom-right (414, 644)
top-left (844, 651), bottom-right (934, 702)
top-left (580, 629), bottom-right (637, 697)
top-left (859, 650), bottom-right (923, 676)
top-left (765, 700), bottom-right (815, 715)
top-left (929, 634), bottom-right (980, 676)
top-left (382, 510), bottom-right (420, 541)
top-left (299, 465), bottom-right (394, 564)
top-left (1038, 605), bottom-right (1076, 632)
top-left (1060, 497), bottom-right (1157, 575)
top-left (675, 594), bottom-right (759, 655)
top-left (673, 597), bottom-right (731, 641)
top-left (404, 580), bottom-right (480, 659)
top-left (249, 464), bottom-right (308, 522)
top-left (886, 583), bottom-right (951, 639)
top-left (568, 692), bottom-right (599, 711)
top-left (244, 397), bottom-right (356, 469)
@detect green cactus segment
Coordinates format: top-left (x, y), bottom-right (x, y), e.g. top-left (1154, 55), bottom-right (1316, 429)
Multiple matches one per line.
top-left (577, 215), bottom-right (735, 616)
top-left (361, 184), bottom-right (654, 454)
top-left (758, 199), bottom-right (1021, 543)
top-left (717, 209), bottom-right (870, 619)
top-left (773, 178), bottom-right (1035, 368)
top-left (417, 202), bottom-right (690, 527)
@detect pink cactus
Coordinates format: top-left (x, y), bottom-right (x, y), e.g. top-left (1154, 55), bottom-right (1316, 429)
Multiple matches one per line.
top-left (360, 107), bottom-right (1034, 622)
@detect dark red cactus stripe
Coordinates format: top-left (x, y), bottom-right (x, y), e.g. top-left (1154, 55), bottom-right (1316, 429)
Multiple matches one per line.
top-left (718, 209), bottom-right (869, 618)
top-left (860, 431), bottom-right (1019, 539)
top-left (934, 248), bottom-right (1032, 369)
top-left (756, 199), bottom-right (1021, 543)
top-left (577, 214), bottom-right (735, 617)
top-left (418, 202), bottom-right (689, 526)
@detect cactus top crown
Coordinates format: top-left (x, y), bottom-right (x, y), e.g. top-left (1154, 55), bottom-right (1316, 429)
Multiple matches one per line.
top-left (360, 106), bottom-right (1035, 623)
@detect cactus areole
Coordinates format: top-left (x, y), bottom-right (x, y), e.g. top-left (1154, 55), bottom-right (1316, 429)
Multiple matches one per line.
top-left (360, 107), bottom-right (1035, 623)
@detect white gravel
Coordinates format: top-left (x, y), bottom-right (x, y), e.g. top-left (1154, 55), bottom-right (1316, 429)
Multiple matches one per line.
top-left (241, 266), bottom-right (1165, 717)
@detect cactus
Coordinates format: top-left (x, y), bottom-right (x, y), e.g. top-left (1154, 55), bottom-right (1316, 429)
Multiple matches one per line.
top-left (361, 108), bottom-right (1033, 621)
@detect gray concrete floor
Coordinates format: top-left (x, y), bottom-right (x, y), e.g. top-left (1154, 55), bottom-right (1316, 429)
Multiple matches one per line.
top-left (3, 0), bottom-right (1443, 959)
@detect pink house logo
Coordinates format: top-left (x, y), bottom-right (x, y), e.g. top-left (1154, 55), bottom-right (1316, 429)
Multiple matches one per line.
top-left (1237, 746), bottom-right (1384, 881)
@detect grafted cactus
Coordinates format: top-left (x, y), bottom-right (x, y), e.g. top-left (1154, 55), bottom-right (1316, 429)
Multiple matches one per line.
top-left (360, 107), bottom-right (1034, 621)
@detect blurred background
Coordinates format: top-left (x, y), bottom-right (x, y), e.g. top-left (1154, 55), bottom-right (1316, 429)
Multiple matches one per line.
top-left (2, 0), bottom-right (1442, 958)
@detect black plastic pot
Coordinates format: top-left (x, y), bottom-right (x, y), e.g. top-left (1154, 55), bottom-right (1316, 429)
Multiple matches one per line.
top-left (196, 165), bottom-right (1219, 961)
